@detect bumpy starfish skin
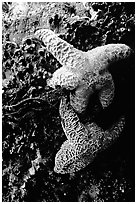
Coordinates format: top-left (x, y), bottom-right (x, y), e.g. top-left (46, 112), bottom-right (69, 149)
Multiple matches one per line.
top-left (59, 95), bottom-right (89, 143)
top-left (35, 29), bottom-right (88, 90)
top-left (54, 96), bottom-right (125, 174)
top-left (35, 29), bottom-right (132, 113)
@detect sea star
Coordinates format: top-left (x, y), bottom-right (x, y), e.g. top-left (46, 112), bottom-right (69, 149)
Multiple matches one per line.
top-left (54, 96), bottom-right (125, 174)
top-left (35, 29), bottom-right (132, 113)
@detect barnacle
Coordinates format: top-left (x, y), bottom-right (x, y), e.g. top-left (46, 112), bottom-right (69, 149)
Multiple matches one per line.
top-left (35, 29), bottom-right (132, 113)
top-left (54, 96), bottom-right (125, 174)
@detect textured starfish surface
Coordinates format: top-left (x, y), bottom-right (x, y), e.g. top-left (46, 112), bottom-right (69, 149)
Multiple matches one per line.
top-left (54, 96), bottom-right (125, 174)
top-left (35, 29), bottom-right (132, 113)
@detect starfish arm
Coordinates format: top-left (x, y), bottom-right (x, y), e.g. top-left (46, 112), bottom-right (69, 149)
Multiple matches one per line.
top-left (54, 139), bottom-right (95, 174)
top-left (47, 66), bottom-right (80, 90)
top-left (54, 116), bottom-right (125, 174)
top-left (103, 44), bottom-right (132, 62)
top-left (101, 116), bottom-right (125, 150)
top-left (84, 116), bottom-right (125, 155)
top-left (69, 71), bottom-right (114, 113)
top-left (98, 74), bottom-right (115, 108)
top-left (85, 122), bottom-right (104, 134)
top-left (54, 140), bottom-right (70, 174)
top-left (35, 29), bottom-right (87, 71)
top-left (59, 96), bottom-right (88, 142)
top-left (54, 138), bottom-right (96, 174)
top-left (86, 116), bottom-right (125, 151)
top-left (35, 30), bottom-right (131, 114)
top-left (67, 117), bottom-right (124, 173)
top-left (72, 117), bottom-right (124, 173)
top-left (70, 83), bottom-right (94, 113)
top-left (87, 43), bottom-right (132, 72)
top-left (68, 44), bottom-right (131, 113)
top-left (54, 140), bottom-right (78, 174)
